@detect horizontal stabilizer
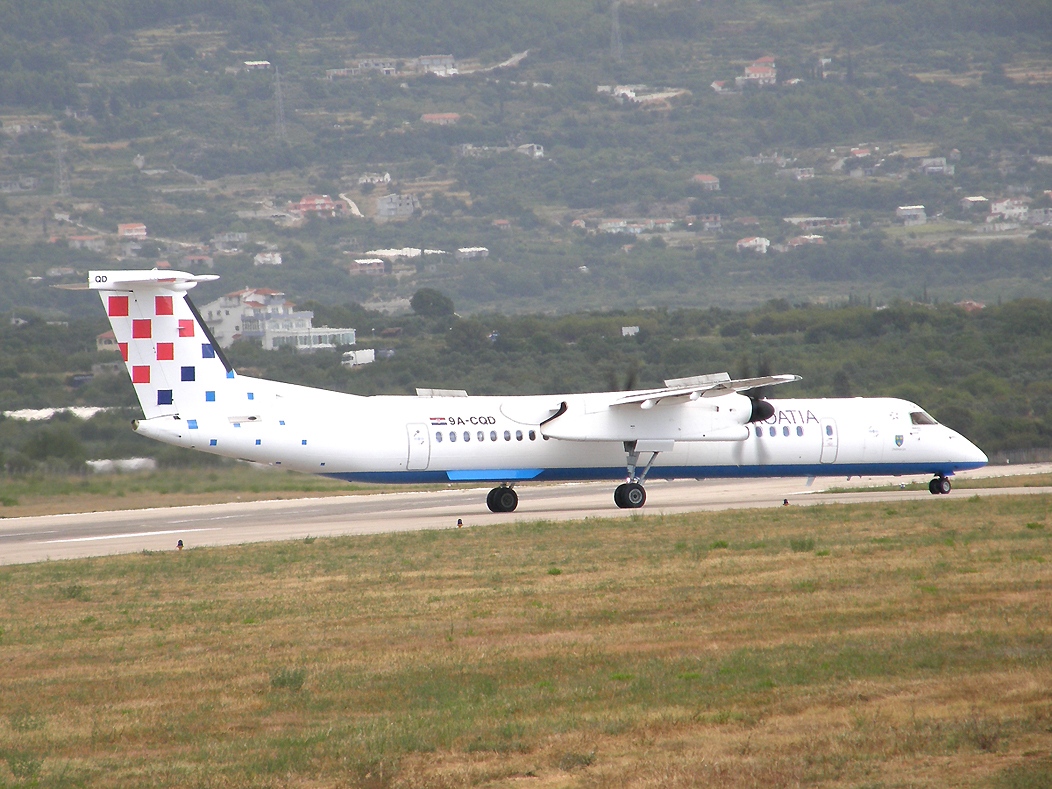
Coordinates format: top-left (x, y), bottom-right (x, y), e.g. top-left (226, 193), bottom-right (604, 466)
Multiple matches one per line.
top-left (88, 269), bottom-right (219, 292)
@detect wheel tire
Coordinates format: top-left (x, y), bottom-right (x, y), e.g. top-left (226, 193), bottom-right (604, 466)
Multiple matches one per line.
top-left (625, 483), bottom-right (646, 508)
top-left (613, 484), bottom-right (628, 509)
top-left (486, 487), bottom-right (500, 512)
top-left (929, 479), bottom-right (940, 495)
top-left (938, 477), bottom-right (951, 495)
top-left (495, 487), bottom-right (518, 512)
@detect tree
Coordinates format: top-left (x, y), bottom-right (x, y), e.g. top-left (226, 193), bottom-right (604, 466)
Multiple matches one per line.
top-left (410, 288), bottom-right (454, 317)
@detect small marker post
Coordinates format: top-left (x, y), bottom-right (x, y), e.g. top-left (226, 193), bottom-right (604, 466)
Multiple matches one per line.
top-left (457, 518), bottom-right (463, 528)
top-left (177, 539), bottom-right (184, 550)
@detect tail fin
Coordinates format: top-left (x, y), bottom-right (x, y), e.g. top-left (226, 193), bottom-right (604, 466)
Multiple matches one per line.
top-left (91, 269), bottom-right (234, 419)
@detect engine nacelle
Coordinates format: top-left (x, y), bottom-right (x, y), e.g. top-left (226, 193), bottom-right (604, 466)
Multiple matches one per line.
top-left (542, 392), bottom-right (754, 442)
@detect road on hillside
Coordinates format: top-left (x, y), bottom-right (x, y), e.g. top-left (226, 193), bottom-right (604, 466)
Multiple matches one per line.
top-left (2, 466), bottom-right (1049, 565)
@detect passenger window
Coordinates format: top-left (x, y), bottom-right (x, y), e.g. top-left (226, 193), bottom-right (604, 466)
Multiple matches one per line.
top-left (910, 411), bottom-right (937, 425)
top-left (515, 430), bottom-right (523, 441)
top-left (463, 431), bottom-right (470, 442)
top-left (782, 426), bottom-right (790, 436)
top-left (755, 426), bottom-right (762, 437)
top-left (490, 431), bottom-right (497, 441)
top-left (504, 430), bottom-right (511, 441)
top-left (435, 432), bottom-right (443, 443)
top-left (769, 426), bottom-right (776, 437)
top-left (796, 426), bottom-right (803, 436)
top-left (528, 430), bottom-right (536, 441)
top-left (449, 431), bottom-right (456, 442)
top-left (477, 431), bottom-right (484, 442)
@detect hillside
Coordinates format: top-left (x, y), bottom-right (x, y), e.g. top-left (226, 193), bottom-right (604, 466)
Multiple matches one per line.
top-left (0, 0), bottom-right (1049, 317)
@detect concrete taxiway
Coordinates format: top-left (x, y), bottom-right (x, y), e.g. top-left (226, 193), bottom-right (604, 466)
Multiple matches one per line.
top-left (2, 464), bottom-right (1049, 565)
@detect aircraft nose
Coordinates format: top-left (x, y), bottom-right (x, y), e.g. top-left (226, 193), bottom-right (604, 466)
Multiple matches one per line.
top-left (952, 430), bottom-right (988, 467)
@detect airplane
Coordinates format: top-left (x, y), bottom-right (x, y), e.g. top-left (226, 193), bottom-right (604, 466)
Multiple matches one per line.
top-left (80, 269), bottom-right (988, 512)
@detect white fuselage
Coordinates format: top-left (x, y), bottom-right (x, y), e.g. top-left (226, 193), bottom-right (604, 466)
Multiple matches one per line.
top-left (134, 374), bottom-right (988, 485)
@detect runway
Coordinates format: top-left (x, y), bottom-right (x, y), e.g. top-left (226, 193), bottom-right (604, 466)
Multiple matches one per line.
top-left (2, 465), bottom-right (1050, 565)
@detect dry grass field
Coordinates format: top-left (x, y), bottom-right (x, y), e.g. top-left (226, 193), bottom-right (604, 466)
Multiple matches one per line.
top-left (1, 494), bottom-right (1050, 788)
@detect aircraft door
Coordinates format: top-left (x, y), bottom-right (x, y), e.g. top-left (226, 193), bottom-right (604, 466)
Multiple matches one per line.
top-left (406, 423), bottom-right (431, 470)
top-left (820, 418), bottom-right (839, 463)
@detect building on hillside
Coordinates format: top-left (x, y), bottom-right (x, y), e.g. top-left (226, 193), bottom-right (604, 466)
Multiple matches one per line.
top-left (783, 216), bottom-right (850, 230)
top-left (421, 113), bottom-right (460, 125)
top-left (735, 57), bottom-right (777, 88)
top-left (692, 173), bottom-right (720, 191)
top-left (690, 213), bottom-right (722, 232)
top-left (359, 59), bottom-right (396, 75)
top-left (358, 172), bottom-right (391, 185)
top-left (455, 247), bottom-right (489, 260)
top-left (350, 258), bottom-right (387, 276)
top-left (736, 236), bottom-right (770, 254)
top-left (211, 231), bottom-right (248, 251)
top-left (96, 330), bottom-right (120, 353)
top-left (960, 196), bottom-right (989, 211)
top-left (264, 326), bottom-right (356, 352)
top-left (710, 80), bottom-right (737, 95)
top-left (0, 175), bottom-right (38, 192)
top-left (989, 198), bottom-right (1028, 221)
top-left (896, 205), bottom-right (927, 226)
top-left (290, 195), bottom-right (344, 217)
top-left (786, 234), bottom-right (825, 249)
top-left (244, 61), bottom-right (271, 70)
top-left (200, 288), bottom-right (313, 348)
top-left (517, 143), bottom-right (544, 159)
top-left (375, 193), bottom-right (420, 221)
top-left (919, 157), bottom-right (954, 176)
top-left (69, 235), bottom-right (106, 252)
top-left (117, 223), bottom-right (147, 239)
top-left (416, 55), bottom-right (455, 75)
top-left (253, 252), bottom-right (282, 266)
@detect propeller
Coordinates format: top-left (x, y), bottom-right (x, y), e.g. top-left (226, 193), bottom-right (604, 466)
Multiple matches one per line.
top-left (745, 355), bottom-right (774, 422)
top-left (606, 359), bottom-right (640, 392)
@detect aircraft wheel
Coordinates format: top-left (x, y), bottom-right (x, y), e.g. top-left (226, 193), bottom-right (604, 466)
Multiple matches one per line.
top-left (928, 479), bottom-right (940, 495)
top-left (613, 484), bottom-right (628, 508)
top-left (938, 476), bottom-right (951, 495)
top-left (489, 486), bottom-right (518, 513)
top-left (624, 482), bottom-right (646, 508)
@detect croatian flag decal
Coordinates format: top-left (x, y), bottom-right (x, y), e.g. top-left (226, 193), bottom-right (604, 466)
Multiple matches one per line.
top-left (430, 417), bottom-right (447, 425)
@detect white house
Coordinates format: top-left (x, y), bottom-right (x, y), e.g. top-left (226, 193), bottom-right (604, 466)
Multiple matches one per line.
top-left (896, 205), bottom-right (927, 225)
top-left (736, 236), bottom-right (770, 254)
top-left (990, 198), bottom-right (1029, 221)
top-left (253, 252), bottom-right (282, 266)
top-left (200, 288), bottom-right (312, 348)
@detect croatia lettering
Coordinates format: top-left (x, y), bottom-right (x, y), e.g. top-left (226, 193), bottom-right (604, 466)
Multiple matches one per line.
top-left (764, 409), bottom-right (819, 426)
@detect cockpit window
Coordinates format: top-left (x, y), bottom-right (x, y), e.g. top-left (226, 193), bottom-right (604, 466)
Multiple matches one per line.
top-left (910, 411), bottom-right (938, 425)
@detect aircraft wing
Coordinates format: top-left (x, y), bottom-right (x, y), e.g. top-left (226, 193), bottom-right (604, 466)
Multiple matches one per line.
top-left (610, 372), bottom-right (801, 410)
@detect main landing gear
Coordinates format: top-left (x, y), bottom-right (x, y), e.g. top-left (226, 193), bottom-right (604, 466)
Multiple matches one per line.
top-left (487, 485), bottom-right (518, 513)
top-left (614, 440), bottom-right (660, 509)
top-left (928, 475), bottom-right (952, 495)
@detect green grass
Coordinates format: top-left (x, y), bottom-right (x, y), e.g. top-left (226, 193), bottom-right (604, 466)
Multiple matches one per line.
top-left (0, 495), bottom-right (1050, 787)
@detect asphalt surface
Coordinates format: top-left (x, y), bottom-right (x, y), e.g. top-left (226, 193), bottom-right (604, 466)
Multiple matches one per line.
top-left (3, 464), bottom-right (1050, 565)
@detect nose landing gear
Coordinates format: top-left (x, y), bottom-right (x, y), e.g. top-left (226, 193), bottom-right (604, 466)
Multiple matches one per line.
top-left (928, 475), bottom-right (952, 495)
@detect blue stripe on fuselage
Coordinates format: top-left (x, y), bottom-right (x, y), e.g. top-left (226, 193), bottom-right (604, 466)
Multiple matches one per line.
top-left (321, 461), bottom-right (987, 486)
